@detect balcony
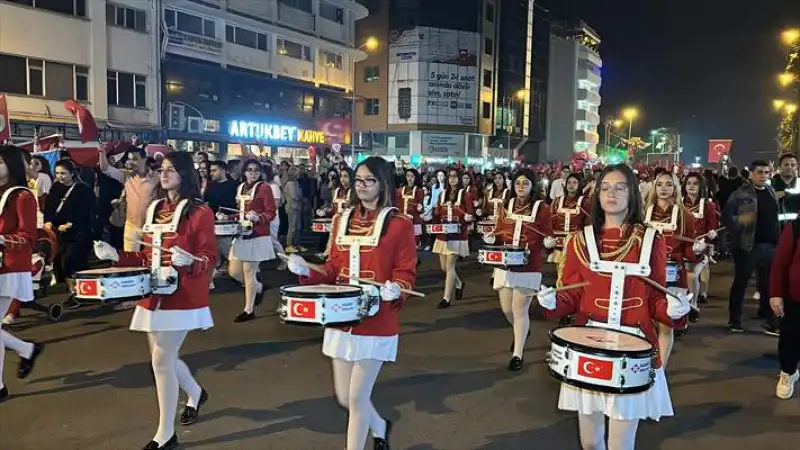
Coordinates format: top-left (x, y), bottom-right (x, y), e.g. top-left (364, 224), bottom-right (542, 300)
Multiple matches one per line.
top-left (575, 130), bottom-right (600, 145)
top-left (579, 46), bottom-right (602, 68)
top-left (278, 2), bottom-right (315, 32)
top-left (576, 109), bottom-right (600, 125)
top-left (577, 88), bottom-right (601, 106)
top-left (318, 16), bottom-right (347, 43)
top-left (577, 67), bottom-right (602, 87)
top-left (227, 0), bottom-right (275, 19)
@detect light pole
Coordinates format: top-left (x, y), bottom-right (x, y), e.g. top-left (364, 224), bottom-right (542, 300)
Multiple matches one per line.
top-left (622, 107), bottom-right (638, 140)
top-left (604, 118), bottom-right (623, 148)
top-left (351, 37), bottom-right (378, 157)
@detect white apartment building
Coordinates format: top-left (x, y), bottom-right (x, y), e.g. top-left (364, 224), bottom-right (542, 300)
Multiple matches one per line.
top-left (0, 0), bottom-right (161, 140)
top-left (542, 22), bottom-right (602, 163)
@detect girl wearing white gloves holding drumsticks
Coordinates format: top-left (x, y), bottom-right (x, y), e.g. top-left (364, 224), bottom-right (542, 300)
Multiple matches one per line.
top-left (287, 156), bottom-right (417, 450)
top-left (94, 152), bottom-right (217, 450)
top-left (536, 164), bottom-right (691, 450)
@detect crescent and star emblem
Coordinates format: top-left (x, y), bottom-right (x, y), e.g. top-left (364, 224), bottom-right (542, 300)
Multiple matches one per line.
top-left (78, 282), bottom-right (92, 295)
top-left (582, 361), bottom-right (599, 375)
top-left (292, 302), bottom-right (310, 317)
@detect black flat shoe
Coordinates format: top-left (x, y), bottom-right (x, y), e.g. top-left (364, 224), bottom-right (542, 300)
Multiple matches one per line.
top-left (508, 356), bottom-right (523, 371)
top-left (0, 386), bottom-right (8, 403)
top-left (697, 295), bottom-right (708, 304)
top-left (688, 309), bottom-right (700, 323)
top-left (437, 299), bottom-right (450, 309)
top-left (234, 311), bottom-right (255, 323)
top-left (18, 343), bottom-right (44, 379)
top-left (142, 434), bottom-right (178, 450)
top-left (180, 388), bottom-right (209, 425)
top-left (374, 419), bottom-right (393, 450)
top-left (455, 282), bottom-right (465, 300)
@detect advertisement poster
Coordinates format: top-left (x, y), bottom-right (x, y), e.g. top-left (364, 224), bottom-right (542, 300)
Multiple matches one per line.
top-left (422, 133), bottom-right (465, 157)
top-left (388, 27), bottom-right (480, 127)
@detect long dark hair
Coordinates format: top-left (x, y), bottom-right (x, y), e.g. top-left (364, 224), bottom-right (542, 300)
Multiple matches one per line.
top-left (443, 168), bottom-right (463, 201)
top-left (54, 160), bottom-right (83, 185)
top-left (404, 168), bottom-right (422, 188)
top-left (0, 144), bottom-right (30, 188)
top-left (157, 152), bottom-right (201, 204)
top-left (683, 172), bottom-right (708, 200)
top-left (590, 164), bottom-right (644, 230)
top-left (241, 158), bottom-right (262, 184)
top-left (565, 173), bottom-right (584, 196)
top-left (349, 156), bottom-right (396, 209)
top-left (432, 170), bottom-right (446, 190)
top-left (32, 155), bottom-right (53, 181)
top-left (510, 168), bottom-right (537, 204)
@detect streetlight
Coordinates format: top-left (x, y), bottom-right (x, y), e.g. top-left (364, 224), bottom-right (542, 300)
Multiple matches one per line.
top-left (775, 99), bottom-right (787, 111)
top-left (352, 37), bottom-right (379, 155)
top-left (782, 28), bottom-right (800, 46)
top-left (787, 103), bottom-right (799, 115)
top-left (779, 72), bottom-right (796, 87)
top-left (622, 108), bottom-right (638, 139)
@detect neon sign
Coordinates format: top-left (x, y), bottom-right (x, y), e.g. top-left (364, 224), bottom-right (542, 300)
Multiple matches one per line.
top-left (228, 120), bottom-right (325, 144)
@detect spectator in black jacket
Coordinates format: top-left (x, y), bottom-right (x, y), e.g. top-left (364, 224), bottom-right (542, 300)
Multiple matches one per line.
top-left (716, 166), bottom-right (743, 257)
top-left (204, 160), bottom-right (237, 213)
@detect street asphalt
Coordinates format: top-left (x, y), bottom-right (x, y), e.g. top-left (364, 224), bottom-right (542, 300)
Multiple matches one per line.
top-left (0, 255), bottom-right (798, 450)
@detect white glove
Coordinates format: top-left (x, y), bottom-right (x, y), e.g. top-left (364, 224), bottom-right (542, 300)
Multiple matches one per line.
top-left (537, 286), bottom-right (557, 311)
top-left (422, 212), bottom-right (433, 222)
top-left (473, 200), bottom-right (480, 208)
top-left (316, 208), bottom-right (327, 217)
top-left (170, 245), bottom-right (194, 267)
top-left (482, 234), bottom-right (497, 244)
top-left (692, 238), bottom-right (706, 254)
top-left (245, 211), bottom-right (260, 223)
top-left (464, 214), bottom-right (474, 222)
top-left (416, 203), bottom-right (423, 212)
top-left (706, 229), bottom-right (718, 241)
top-left (543, 236), bottom-right (557, 249)
top-left (93, 241), bottom-right (119, 262)
top-left (287, 254), bottom-right (310, 277)
top-left (666, 292), bottom-right (692, 319)
top-left (380, 281), bottom-right (402, 302)
top-left (476, 208), bottom-right (484, 217)
top-left (215, 212), bottom-right (227, 221)
top-left (0, 235), bottom-right (4, 247)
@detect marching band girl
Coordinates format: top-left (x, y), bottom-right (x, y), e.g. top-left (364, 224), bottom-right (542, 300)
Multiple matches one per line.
top-left (549, 173), bottom-right (592, 264)
top-left (644, 171), bottom-right (702, 352)
top-left (462, 172), bottom-right (481, 213)
top-left (227, 158), bottom-right (277, 323)
top-left (287, 156), bottom-right (417, 450)
top-left (395, 168), bottom-right (424, 246)
top-left (682, 172), bottom-right (720, 313)
top-left (483, 168), bottom-right (552, 371)
top-left (317, 168), bottom-right (353, 257)
top-left (93, 152), bottom-right (217, 450)
top-left (0, 145), bottom-right (45, 402)
top-left (537, 164), bottom-right (691, 450)
top-left (478, 171), bottom-right (510, 220)
top-left (425, 169), bottom-right (474, 309)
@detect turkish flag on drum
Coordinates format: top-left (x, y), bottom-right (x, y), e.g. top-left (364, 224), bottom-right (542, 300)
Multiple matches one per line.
top-left (430, 224), bottom-right (444, 233)
top-left (76, 280), bottom-right (99, 297)
top-left (0, 94), bottom-right (10, 142)
top-left (708, 139), bottom-right (733, 163)
top-left (486, 251), bottom-right (504, 263)
top-left (577, 356), bottom-right (613, 381)
top-left (291, 300), bottom-right (317, 319)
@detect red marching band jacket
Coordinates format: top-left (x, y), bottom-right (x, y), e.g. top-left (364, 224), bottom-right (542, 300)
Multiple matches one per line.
top-left (550, 194), bottom-right (591, 249)
top-left (683, 197), bottom-right (720, 239)
top-left (547, 225), bottom-right (685, 369)
top-left (481, 186), bottom-right (510, 218)
top-left (329, 187), bottom-right (350, 217)
top-left (490, 198), bottom-right (552, 273)
top-left (431, 188), bottom-right (475, 241)
top-left (224, 181), bottom-right (277, 238)
top-left (0, 186), bottom-right (37, 275)
top-left (114, 200), bottom-right (218, 311)
top-left (300, 207), bottom-right (418, 336)
top-left (645, 204), bottom-right (696, 284)
top-left (395, 186), bottom-right (424, 225)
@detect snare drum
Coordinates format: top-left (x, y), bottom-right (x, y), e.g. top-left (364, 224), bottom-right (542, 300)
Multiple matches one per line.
top-left (312, 218), bottom-right (333, 233)
top-left (547, 326), bottom-right (655, 394)
top-left (73, 267), bottom-right (152, 303)
top-left (215, 220), bottom-right (240, 237)
top-left (476, 220), bottom-right (495, 235)
top-left (426, 223), bottom-right (460, 234)
top-left (666, 261), bottom-right (681, 285)
top-left (478, 245), bottom-right (529, 267)
top-left (277, 284), bottom-right (379, 327)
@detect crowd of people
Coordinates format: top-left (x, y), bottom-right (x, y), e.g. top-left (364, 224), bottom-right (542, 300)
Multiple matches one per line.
top-left (2, 141), bottom-right (800, 450)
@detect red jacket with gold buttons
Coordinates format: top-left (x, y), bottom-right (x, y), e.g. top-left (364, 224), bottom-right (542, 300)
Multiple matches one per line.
top-left (0, 186), bottom-right (37, 275)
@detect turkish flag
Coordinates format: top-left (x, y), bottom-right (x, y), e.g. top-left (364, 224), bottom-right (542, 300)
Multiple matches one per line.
top-left (485, 251), bottom-right (504, 263)
top-left (64, 100), bottom-right (100, 142)
top-left (708, 139), bottom-right (733, 163)
top-left (0, 94), bottom-right (10, 142)
top-left (76, 280), bottom-right (99, 297)
top-left (145, 144), bottom-right (170, 159)
top-left (64, 146), bottom-right (100, 167)
top-left (290, 299), bottom-right (317, 319)
top-left (431, 224), bottom-right (444, 233)
top-left (577, 355), bottom-right (614, 380)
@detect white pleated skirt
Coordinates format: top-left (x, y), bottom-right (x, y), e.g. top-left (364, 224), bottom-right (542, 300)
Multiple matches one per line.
top-left (322, 328), bottom-right (398, 362)
top-left (492, 269), bottom-right (542, 294)
top-left (129, 306), bottom-right (214, 332)
top-left (0, 272), bottom-right (34, 301)
top-left (432, 239), bottom-right (470, 257)
top-left (558, 367), bottom-right (674, 421)
top-left (229, 235), bottom-right (276, 262)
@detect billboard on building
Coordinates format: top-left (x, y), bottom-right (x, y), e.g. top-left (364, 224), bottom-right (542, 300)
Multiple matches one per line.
top-left (388, 27), bottom-right (480, 127)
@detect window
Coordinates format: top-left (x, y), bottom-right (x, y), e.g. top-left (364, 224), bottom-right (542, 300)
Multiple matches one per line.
top-left (8, 0), bottom-right (87, 17)
top-left (164, 9), bottom-right (216, 38)
top-left (278, 0), bottom-right (312, 13)
top-left (277, 38), bottom-right (312, 61)
top-left (482, 69), bottom-right (492, 88)
top-left (226, 25), bottom-right (268, 51)
top-left (28, 59), bottom-right (43, 96)
top-left (484, 37), bottom-right (493, 55)
top-left (364, 66), bottom-right (379, 83)
top-left (485, 3), bottom-right (494, 22)
top-left (320, 50), bottom-right (343, 69)
top-left (107, 70), bottom-right (147, 108)
top-left (319, 1), bottom-right (344, 24)
top-left (107, 3), bottom-right (147, 32)
top-left (364, 98), bottom-right (379, 116)
top-left (482, 101), bottom-right (491, 119)
top-left (0, 55), bottom-right (89, 100)
top-left (45, 62), bottom-right (75, 100)
top-left (397, 88), bottom-right (411, 119)
top-left (75, 66), bottom-right (89, 101)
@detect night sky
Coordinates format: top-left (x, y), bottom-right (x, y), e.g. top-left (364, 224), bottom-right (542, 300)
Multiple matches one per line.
top-left (549, 0), bottom-right (799, 165)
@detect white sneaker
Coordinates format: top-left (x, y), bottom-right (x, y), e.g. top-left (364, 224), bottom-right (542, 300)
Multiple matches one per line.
top-left (753, 291), bottom-right (761, 301)
top-left (776, 371), bottom-right (798, 399)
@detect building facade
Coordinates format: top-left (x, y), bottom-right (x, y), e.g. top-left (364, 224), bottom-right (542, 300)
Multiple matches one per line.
top-left (0, 0), bottom-right (161, 142)
top-left (161, 0), bottom-right (369, 161)
top-left (542, 21), bottom-right (602, 163)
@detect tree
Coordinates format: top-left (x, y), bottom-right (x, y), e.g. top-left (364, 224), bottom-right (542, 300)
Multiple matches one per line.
top-left (777, 33), bottom-right (799, 154)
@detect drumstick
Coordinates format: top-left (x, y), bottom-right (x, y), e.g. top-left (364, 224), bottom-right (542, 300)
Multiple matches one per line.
top-left (276, 253), bottom-right (426, 298)
top-left (553, 281), bottom-right (590, 292)
top-left (673, 235), bottom-right (712, 247)
top-left (218, 206), bottom-right (239, 213)
top-left (695, 227), bottom-right (725, 240)
top-left (636, 276), bottom-right (699, 312)
top-left (134, 240), bottom-right (204, 262)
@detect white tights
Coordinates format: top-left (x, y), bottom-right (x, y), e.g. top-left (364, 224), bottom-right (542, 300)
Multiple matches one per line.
top-left (147, 331), bottom-right (202, 445)
top-left (700, 264), bottom-right (710, 297)
top-left (0, 297), bottom-right (34, 390)
top-left (657, 323), bottom-right (674, 368)
top-left (332, 358), bottom-right (387, 450)
top-left (685, 259), bottom-right (708, 308)
top-left (497, 288), bottom-right (532, 358)
top-left (438, 254), bottom-right (462, 301)
top-left (578, 412), bottom-right (640, 450)
top-left (228, 259), bottom-right (262, 313)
